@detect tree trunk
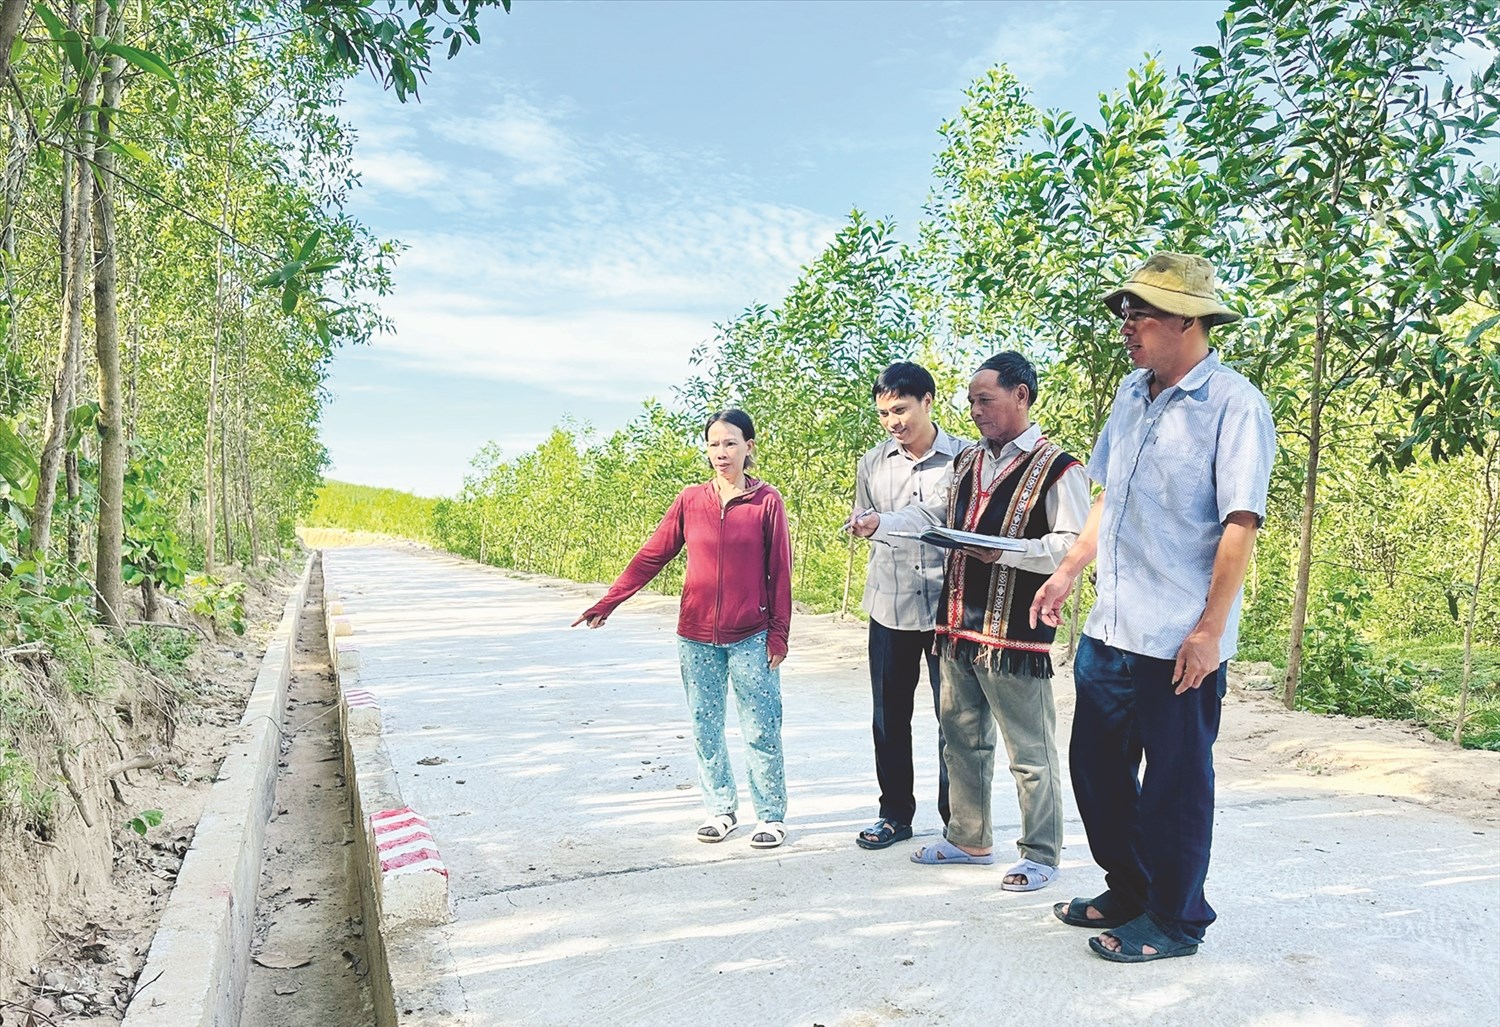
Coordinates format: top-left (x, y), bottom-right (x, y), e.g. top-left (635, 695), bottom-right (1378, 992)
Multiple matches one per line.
top-left (239, 418), bottom-right (260, 566)
top-left (141, 576), bottom-right (157, 622)
top-left (125, 267), bottom-right (140, 435)
top-left (28, 0), bottom-right (96, 564)
top-left (1454, 440), bottom-right (1498, 748)
top-left (64, 448), bottom-right (79, 564)
top-left (0, 91), bottom-right (32, 350)
top-left (219, 409), bottom-right (232, 564)
top-left (0, 1), bottom-right (30, 85)
top-left (1283, 318), bottom-right (1327, 709)
top-left (204, 134), bottom-right (236, 573)
top-left (92, 4), bottom-right (125, 630)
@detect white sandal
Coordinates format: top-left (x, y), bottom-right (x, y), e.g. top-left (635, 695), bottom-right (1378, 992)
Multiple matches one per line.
top-left (749, 821), bottom-right (787, 849)
top-left (696, 812), bottom-right (737, 843)
top-left (1001, 857), bottom-right (1058, 892)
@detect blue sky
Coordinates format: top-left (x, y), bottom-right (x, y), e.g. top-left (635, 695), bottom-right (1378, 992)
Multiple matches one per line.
top-left (323, 0), bottom-right (1229, 497)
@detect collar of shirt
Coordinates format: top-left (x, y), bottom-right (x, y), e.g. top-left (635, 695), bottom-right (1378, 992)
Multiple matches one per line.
top-left (982, 422), bottom-right (1043, 462)
top-left (1129, 350), bottom-right (1223, 402)
top-left (881, 425), bottom-right (967, 466)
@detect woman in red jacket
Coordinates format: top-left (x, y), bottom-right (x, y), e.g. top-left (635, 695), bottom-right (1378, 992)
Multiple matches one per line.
top-left (573, 409), bottom-right (793, 849)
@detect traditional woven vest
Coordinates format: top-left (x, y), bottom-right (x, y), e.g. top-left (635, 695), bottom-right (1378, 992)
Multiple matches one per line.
top-left (936, 438), bottom-right (1080, 677)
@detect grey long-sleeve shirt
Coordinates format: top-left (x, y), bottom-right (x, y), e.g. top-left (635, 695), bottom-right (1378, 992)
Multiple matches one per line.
top-left (872, 423), bottom-right (1091, 578)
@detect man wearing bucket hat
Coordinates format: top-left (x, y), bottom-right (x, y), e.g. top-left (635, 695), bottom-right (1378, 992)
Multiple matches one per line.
top-left (1030, 252), bottom-right (1275, 963)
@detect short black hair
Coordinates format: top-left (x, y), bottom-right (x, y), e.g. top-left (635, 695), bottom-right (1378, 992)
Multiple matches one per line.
top-left (704, 408), bottom-right (756, 442)
top-left (974, 352), bottom-right (1038, 406)
top-left (871, 361), bottom-right (937, 403)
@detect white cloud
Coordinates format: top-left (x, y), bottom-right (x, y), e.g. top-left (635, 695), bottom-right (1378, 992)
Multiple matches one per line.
top-left (356, 149), bottom-right (448, 193)
top-left (366, 301), bottom-right (712, 400)
top-left (969, 5), bottom-right (1101, 88)
top-left (433, 98), bottom-right (593, 186)
top-left (394, 199), bottom-right (838, 315)
top-left (354, 148), bottom-right (509, 214)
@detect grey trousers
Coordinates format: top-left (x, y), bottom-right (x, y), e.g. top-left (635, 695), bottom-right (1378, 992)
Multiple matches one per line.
top-left (939, 653), bottom-right (1063, 867)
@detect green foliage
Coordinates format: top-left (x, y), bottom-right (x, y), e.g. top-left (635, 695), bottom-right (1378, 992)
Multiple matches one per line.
top-left (123, 625), bottom-right (198, 677)
top-left (0, 685), bottom-right (53, 830)
top-left (186, 574), bottom-right (246, 636)
top-left (1296, 586), bottom-right (1421, 720)
top-left (300, 0), bottom-right (510, 100)
top-left (426, 2), bottom-right (1500, 747)
top-left (122, 442), bottom-right (189, 594)
top-left (126, 808), bottom-right (164, 837)
top-left (305, 480), bottom-right (439, 541)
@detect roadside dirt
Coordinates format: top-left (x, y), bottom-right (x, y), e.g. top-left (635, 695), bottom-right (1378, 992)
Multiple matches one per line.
top-left (240, 562), bottom-right (373, 1027)
top-left (786, 608), bottom-right (1500, 825)
top-left (0, 563), bottom-right (299, 1025)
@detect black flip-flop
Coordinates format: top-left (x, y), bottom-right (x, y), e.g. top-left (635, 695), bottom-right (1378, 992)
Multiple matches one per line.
top-left (1053, 891), bottom-right (1138, 929)
top-left (855, 818), bottom-right (913, 850)
top-left (1089, 913), bottom-right (1199, 963)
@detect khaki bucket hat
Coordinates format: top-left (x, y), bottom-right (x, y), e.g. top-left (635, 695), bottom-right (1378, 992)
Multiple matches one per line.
top-left (1102, 252), bottom-right (1242, 326)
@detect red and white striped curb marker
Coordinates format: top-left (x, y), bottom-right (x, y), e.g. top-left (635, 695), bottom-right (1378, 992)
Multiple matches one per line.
top-left (342, 688), bottom-right (381, 735)
top-left (335, 644), bottom-right (361, 679)
top-left (370, 806), bottom-right (450, 926)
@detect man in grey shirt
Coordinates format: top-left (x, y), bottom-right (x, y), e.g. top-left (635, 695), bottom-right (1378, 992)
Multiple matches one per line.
top-left (850, 362), bottom-right (968, 850)
top-left (854, 353), bottom-right (1090, 891)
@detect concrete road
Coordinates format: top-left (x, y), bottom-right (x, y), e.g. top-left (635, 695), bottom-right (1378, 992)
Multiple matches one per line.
top-left (324, 546), bottom-right (1499, 1027)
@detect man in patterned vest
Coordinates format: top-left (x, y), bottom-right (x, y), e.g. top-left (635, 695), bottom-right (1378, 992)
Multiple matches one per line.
top-left (851, 352), bottom-right (1090, 891)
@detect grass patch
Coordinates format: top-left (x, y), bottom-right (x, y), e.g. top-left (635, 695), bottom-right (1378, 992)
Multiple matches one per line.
top-left (303, 480), bottom-right (438, 542)
top-left (0, 681), bottom-right (56, 831)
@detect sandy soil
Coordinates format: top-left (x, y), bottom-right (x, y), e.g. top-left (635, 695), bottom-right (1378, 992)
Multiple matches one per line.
top-left (0, 563), bottom-right (299, 1026)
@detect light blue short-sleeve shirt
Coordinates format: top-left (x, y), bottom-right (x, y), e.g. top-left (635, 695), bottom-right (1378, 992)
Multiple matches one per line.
top-left (1084, 351), bottom-right (1276, 662)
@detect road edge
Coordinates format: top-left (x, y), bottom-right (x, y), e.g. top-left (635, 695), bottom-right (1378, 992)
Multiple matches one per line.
top-left (322, 551), bottom-right (467, 1027)
top-left (121, 554), bottom-right (314, 1027)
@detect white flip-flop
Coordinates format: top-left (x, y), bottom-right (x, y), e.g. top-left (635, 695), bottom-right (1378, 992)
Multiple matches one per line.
top-left (696, 812), bottom-right (737, 843)
top-left (749, 821), bottom-right (786, 849)
top-left (1001, 857), bottom-right (1058, 892)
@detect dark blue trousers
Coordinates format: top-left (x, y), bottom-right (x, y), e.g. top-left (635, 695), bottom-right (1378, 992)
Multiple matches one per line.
top-left (869, 619), bottom-right (949, 826)
top-left (1070, 634), bottom-right (1226, 945)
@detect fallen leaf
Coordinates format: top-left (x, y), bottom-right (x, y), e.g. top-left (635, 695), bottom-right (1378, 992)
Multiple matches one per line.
top-left (416, 756), bottom-right (448, 766)
top-left (274, 983), bottom-right (301, 996)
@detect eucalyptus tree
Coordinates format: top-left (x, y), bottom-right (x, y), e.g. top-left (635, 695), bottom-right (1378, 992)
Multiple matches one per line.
top-left (1182, 0), bottom-right (1500, 708)
top-left (1376, 303), bottom-right (1500, 745)
top-left (27, 0), bottom-right (101, 568)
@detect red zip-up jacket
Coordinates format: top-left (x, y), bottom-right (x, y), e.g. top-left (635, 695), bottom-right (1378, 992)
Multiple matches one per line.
top-left (581, 477), bottom-right (793, 658)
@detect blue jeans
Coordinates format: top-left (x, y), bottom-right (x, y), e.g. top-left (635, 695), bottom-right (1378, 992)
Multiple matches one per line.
top-left (677, 631), bottom-right (787, 823)
top-left (1071, 634), bottom-right (1226, 945)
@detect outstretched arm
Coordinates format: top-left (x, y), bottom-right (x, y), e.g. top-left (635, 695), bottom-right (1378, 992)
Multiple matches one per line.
top-left (572, 493), bottom-right (687, 627)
